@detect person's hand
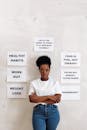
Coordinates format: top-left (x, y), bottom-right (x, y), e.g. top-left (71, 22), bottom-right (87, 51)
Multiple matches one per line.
top-left (48, 95), bottom-right (57, 101)
top-left (30, 92), bottom-right (38, 98)
top-left (48, 94), bottom-right (61, 103)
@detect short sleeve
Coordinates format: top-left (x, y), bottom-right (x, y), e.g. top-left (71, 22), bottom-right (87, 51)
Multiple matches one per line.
top-left (54, 81), bottom-right (62, 95)
top-left (28, 82), bottom-right (35, 95)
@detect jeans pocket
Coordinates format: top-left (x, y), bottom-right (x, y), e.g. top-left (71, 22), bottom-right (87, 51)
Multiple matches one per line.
top-left (51, 106), bottom-right (57, 113)
top-left (33, 105), bottom-right (42, 114)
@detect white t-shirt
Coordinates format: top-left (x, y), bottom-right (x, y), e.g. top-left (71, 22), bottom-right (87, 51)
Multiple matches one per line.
top-left (28, 77), bottom-right (62, 105)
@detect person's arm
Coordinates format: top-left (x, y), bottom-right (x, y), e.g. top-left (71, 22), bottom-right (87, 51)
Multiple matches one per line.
top-left (29, 93), bottom-right (61, 104)
top-left (29, 93), bottom-right (49, 103)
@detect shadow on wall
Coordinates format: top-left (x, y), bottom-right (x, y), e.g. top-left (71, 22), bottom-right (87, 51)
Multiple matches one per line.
top-left (27, 56), bottom-right (40, 81)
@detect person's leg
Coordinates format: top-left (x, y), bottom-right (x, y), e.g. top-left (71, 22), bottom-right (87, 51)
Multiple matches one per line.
top-left (46, 106), bottom-right (60, 130)
top-left (32, 105), bottom-right (46, 130)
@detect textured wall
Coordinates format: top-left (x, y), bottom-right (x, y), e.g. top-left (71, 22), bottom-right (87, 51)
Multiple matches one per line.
top-left (0, 0), bottom-right (87, 130)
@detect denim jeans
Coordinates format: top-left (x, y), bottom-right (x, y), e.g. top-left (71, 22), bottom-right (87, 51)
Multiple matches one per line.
top-left (32, 104), bottom-right (60, 130)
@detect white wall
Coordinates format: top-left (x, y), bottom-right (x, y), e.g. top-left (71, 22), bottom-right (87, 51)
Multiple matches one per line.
top-left (0, 0), bottom-right (87, 130)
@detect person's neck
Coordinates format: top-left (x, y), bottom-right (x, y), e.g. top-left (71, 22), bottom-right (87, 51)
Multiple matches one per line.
top-left (41, 77), bottom-right (49, 81)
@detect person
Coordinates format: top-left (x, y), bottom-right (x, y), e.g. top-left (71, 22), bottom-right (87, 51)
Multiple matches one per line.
top-left (28, 56), bottom-right (62, 130)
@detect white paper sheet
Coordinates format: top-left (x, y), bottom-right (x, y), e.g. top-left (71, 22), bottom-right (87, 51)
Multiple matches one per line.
top-left (61, 85), bottom-right (80, 100)
top-left (61, 52), bottom-right (80, 67)
top-left (34, 37), bottom-right (54, 51)
top-left (61, 68), bottom-right (80, 84)
top-left (7, 51), bottom-right (27, 66)
top-left (7, 84), bottom-right (27, 98)
top-left (7, 67), bottom-right (27, 82)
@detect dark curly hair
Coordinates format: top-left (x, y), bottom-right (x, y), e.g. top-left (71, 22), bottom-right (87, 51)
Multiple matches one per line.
top-left (36, 56), bottom-right (51, 68)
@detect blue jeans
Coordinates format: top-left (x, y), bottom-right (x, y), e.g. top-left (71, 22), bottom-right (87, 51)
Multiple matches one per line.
top-left (32, 104), bottom-right (60, 130)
